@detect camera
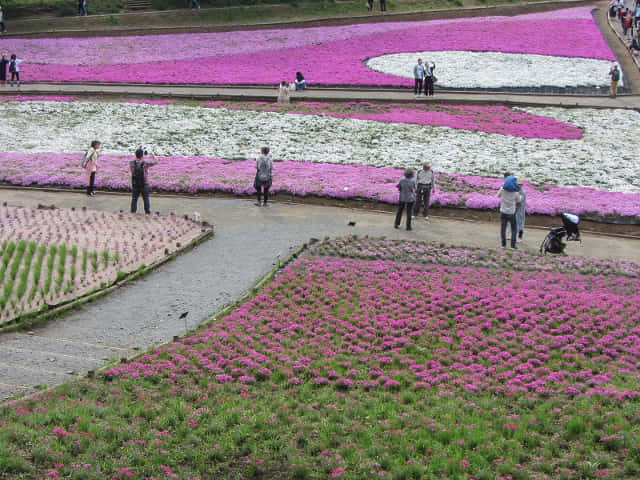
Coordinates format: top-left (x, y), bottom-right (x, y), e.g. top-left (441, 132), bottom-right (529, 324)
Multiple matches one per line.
top-left (143, 149), bottom-right (148, 155)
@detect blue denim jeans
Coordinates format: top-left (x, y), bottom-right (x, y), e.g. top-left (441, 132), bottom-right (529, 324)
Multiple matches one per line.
top-left (131, 185), bottom-right (150, 214)
top-left (500, 212), bottom-right (517, 247)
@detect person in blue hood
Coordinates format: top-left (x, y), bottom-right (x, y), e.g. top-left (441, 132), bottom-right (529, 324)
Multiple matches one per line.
top-left (496, 176), bottom-right (522, 249)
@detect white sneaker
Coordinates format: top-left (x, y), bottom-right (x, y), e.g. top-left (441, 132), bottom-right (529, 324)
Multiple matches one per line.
top-left (411, 215), bottom-right (416, 219)
top-left (424, 216), bottom-right (429, 220)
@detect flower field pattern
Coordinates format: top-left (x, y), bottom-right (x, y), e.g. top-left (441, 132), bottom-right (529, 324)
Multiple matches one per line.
top-left (2, 237), bottom-right (638, 479)
top-left (3, 7), bottom-right (615, 86)
top-left (1, 100), bottom-right (640, 197)
top-left (104, 247), bottom-right (640, 399)
top-left (1, 152), bottom-right (639, 218)
top-left (0, 204), bottom-right (206, 325)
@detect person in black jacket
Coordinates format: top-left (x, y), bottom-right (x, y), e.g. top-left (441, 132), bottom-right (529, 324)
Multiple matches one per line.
top-left (0, 53), bottom-right (7, 85)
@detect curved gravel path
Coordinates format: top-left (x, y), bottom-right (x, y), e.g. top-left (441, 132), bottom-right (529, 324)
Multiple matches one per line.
top-left (1, 188), bottom-right (639, 401)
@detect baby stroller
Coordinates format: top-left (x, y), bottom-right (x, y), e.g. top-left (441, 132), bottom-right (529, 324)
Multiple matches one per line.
top-left (539, 213), bottom-right (581, 255)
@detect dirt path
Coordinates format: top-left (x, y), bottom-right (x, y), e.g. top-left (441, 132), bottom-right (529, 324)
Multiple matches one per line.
top-left (1, 189), bottom-right (638, 401)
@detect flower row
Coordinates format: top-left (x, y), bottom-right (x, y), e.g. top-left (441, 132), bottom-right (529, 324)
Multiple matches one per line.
top-left (103, 254), bottom-right (640, 399)
top-left (1, 152), bottom-right (638, 217)
top-left (1, 7), bottom-right (614, 86)
top-left (1, 100), bottom-right (638, 194)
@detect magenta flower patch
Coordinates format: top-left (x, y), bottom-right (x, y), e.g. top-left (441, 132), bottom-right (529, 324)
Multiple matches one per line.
top-left (103, 245), bottom-right (640, 399)
top-left (12, 7), bottom-right (614, 85)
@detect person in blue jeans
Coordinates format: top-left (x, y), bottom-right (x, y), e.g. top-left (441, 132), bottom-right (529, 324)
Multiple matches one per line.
top-left (496, 176), bottom-right (522, 249)
top-left (130, 148), bottom-right (158, 214)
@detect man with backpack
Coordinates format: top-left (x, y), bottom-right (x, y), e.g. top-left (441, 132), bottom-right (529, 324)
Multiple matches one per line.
top-left (129, 148), bottom-right (158, 214)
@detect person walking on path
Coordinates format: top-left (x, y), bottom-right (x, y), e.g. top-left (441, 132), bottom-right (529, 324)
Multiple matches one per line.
top-left (609, 64), bottom-right (621, 98)
top-left (8, 54), bottom-right (22, 86)
top-left (413, 59), bottom-right (425, 98)
top-left (394, 168), bottom-right (416, 231)
top-left (254, 147), bottom-right (273, 206)
top-left (83, 140), bottom-right (101, 197)
top-left (277, 81), bottom-right (290, 104)
top-left (130, 148), bottom-right (158, 214)
top-left (515, 178), bottom-right (527, 242)
top-left (0, 6), bottom-right (7, 34)
top-left (413, 162), bottom-right (435, 220)
top-left (0, 53), bottom-right (8, 85)
top-left (424, 61), bottom-right (436, 97)
top-left (497, 176), bottom-right (522, 249)
top-left (78, 0), bottom-right (87, 16)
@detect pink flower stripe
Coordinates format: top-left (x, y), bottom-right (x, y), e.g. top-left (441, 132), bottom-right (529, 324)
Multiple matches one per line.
top-left (0, 7), bottom-right (596, 66)
top-left (103, 254), bottom-right (640, 399)
top-left (1, 152), bottom-right (637, 217)
top-left (14, 8), bottom-right (613, 85)
top-left (205, 101), bottom-right (582, 139)
top-left (0, 96), bottom-right (76, 102)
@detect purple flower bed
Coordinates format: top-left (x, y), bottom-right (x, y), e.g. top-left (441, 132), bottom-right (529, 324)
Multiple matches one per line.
top-left (103, 253), bottom-right (640, 398)
top-left (1, 152), bottom-right (638, 217)
top-left (206, 101), bottom-right (583, 139)
top-left (9, 7), bottom-right (614, 85)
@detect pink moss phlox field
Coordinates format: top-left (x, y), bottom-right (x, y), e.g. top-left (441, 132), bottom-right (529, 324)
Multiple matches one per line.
top-left (205, 101), bottom-right (583, 139)
top-left (1, 152), bottom-right (637, 218)
top-left (312, 236), bottom-right (640, 278)
top-left (13, 7), bottom-right (614, 85)
top-left (103, 250), bottom-right (640, 399)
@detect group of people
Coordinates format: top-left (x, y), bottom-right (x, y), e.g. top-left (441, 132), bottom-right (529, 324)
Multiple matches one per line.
top-left (82, 142), bottom-right (159, 214)
top-left (610, 0), bottom-right (640, 38)
top-left (413, 58), bottom-right (436, 98)
top-left (82, 142), bottom-right (274, 213)
top-left (394, 166), bottom-right (526, 248)
top-left (277, 72), bottom-right (306, 104)
top-left (0, 53), bottom-right (22, 86)
top-left (366, 0), bottom-right (386, 12)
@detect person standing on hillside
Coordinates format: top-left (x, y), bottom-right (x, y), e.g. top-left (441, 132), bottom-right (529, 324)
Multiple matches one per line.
top-left (394, 168), bottom-right (416, 231)
top-left (8, 54), bottom-right (22, 86)
top-left (413, 162), bottom-right (436, 220)
top-left (424, 61), bottom-right (436, 97)
top-left (413, 59), bottom-right (424, 98)
top-left (130, 148), bottom-right (158, 214)
top-left (254, 147), bottom-right (273, 206)
top-left (609, 64), bottom-right (621, 98)
top-left (0, 5), bottom-right (7, 34)
top-left (83, 140), bottom-right (101, 197)
top-left (496, 176), bottom-right (522, 249)
top-left (0, 53), bottom-right (8, 85)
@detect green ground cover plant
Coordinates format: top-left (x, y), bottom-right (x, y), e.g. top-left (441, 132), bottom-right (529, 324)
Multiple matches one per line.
top-left (1, 236), bottom-right (639, 479)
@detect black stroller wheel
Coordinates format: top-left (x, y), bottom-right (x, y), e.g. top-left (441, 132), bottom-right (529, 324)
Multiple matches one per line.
top-left (540, 235), bottom-right (551, 255)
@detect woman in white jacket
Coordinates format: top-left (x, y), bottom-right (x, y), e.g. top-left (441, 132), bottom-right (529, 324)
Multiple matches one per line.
top-left (497, 176), bottom-right (522, 249)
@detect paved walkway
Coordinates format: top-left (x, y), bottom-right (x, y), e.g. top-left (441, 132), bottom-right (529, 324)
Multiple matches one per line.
top-left (2, 82), bottom-right (640, 108)
top-left (1, 188), bottom-right (639, 400)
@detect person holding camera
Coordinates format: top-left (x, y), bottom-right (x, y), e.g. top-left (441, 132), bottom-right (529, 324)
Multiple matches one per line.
top-left (130, 148), bottom-right (158, 214)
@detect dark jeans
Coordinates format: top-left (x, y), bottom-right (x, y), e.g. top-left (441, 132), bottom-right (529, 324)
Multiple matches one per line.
top-left (500, 212), bottom-right (517, 247)
top-left (131, 185), bottom-right (150, 214)
top-left (414, 78), bottom-right (423, 95)
top-left (87, 171), bottom-right (95, 195)
top-left (395, 202), bottom-right (414, 230)
top-left (257, 185), bottom-right (270, 204)
top-left (10, 72), bottom-right (19, 84)
top-left (413, 184), bottom-right (432, 216)
top-left (425, 77), bottom-right (434, 96)
top-left (0, 21), bottom-right (5, 32)
top-left (380, 0), bottom-right (386, 11)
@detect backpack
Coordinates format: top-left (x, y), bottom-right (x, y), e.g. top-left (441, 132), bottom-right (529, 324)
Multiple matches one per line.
top-left (132, 161), bottom-right (146, 189)
top-left (257, 157), bottom-right (271, 182)
top-left (612, 69), bottom-right (620, 81)
top-left (80, 150), bottom-right (90, 169)
top-left (8, 60), bottom-right (15, 73)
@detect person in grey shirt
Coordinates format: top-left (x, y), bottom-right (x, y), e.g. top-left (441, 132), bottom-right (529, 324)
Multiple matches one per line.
top-left (413, 162), bottom-right (435, 220)
top-left (496, 176), bottom-right (522, 249)
top-left (394, 168), bottom-right (416, 231)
